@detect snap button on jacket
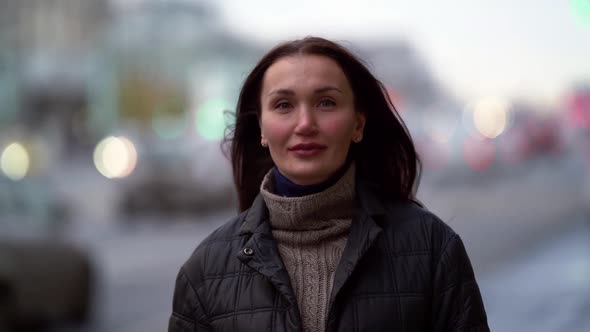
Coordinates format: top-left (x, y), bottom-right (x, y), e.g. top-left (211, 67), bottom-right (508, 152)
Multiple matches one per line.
top-left (169, 181), bottom-right (490, 331)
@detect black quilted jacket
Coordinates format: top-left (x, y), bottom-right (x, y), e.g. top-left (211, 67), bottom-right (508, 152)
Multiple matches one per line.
top-left (169, 180), bottom-right (489, 331)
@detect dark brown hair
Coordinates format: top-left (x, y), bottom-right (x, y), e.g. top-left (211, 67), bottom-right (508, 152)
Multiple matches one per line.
top-left (224, 36), bottom-right (420, 211)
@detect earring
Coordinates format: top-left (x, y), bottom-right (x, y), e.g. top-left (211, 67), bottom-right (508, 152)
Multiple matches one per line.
top-left (261, 138), bottom-right (268, 147)
top-left (353, 135), bottom-right (362, 143)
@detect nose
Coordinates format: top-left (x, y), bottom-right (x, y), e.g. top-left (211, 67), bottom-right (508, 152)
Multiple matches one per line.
top-left (294, 106), bottom-right (318, 136)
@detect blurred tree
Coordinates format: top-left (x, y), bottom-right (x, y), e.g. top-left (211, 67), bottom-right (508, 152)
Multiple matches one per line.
top-left (117, 72), bottom-right (187, 126)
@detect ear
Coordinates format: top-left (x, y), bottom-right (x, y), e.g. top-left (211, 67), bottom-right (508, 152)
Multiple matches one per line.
top-left (260, 129), bottom-right (267, 145)
top-left (259, 120), bottom-right (268, 147)
top-left (354, 111), bottom-right (366, 136)
top-left (258, 117), bottom-right (265, 138)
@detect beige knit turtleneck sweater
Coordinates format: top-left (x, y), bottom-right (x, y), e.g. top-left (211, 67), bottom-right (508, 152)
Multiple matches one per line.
top-left (259, 164), bottom-right (355, 332)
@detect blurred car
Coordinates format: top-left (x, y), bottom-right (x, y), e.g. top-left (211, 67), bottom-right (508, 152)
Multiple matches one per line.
top-left (116, 135), bottom-right (237, 218)
top-left (0, 178), bottom-right (95, 331)
top-left (528, 115), bottom-right (563, 154)
top-left (498, 110), bottom-right (564, 165)
top-left (0, 239), bottom-right (94, 331)
top-left (565, 86), bottom-right (590, 131)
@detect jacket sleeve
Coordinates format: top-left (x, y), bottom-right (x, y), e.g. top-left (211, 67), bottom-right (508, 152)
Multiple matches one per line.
top-left (431, 234), bottom-right (490, 332)
top-left (168, 267), bottom-right (211, 332)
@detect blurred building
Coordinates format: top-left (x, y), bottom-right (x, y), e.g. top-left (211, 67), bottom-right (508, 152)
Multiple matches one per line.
top-left (0, 0), bottom-right (111, 158)
top-left (0, 0), bottom-right (109, 52)
top-left (0, 0), bottom-right (261, 158)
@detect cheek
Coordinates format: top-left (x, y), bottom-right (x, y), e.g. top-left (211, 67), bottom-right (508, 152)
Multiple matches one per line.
top-left (261, 118), bottom-right (291, 144)
top-left (323, 116), bottom-right (356, 140)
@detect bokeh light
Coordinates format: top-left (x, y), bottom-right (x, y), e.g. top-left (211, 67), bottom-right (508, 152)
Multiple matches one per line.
top-left (472, 98), bottom-right (510, 139)
top-left (0, 142), bottom-right (30, 181)
top-left (195, 98), bottom-right (233, 141)
top-left (94, 136), bottom-right (138, 179)
top-left (570, 0), bottom-right (590, 27)
top-left (567, 92), bottom-right (590, 128)
top-left (461, 101), bottom-right (485, 141)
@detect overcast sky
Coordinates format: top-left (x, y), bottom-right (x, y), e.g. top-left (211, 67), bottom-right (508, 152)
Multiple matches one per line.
top-left (210, 0), bottom-right (590, 106)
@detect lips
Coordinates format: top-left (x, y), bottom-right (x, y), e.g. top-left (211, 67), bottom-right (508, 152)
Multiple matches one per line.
top-left (288, 143), bottom-right (327, 157)
top-left (288, 143), bottom-right (327, 151)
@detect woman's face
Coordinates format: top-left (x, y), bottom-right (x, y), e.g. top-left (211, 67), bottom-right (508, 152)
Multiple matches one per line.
top-left (259, 54), bottom-right (366, 185)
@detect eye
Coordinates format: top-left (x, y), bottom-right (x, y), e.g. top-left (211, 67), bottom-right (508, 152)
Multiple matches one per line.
top-left (274, 101), bottom-right (293, 111)
top-left (318, 99), bottom-right (336, 109)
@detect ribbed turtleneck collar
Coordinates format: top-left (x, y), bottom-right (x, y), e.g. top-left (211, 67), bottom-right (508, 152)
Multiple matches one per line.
top-left (272, 159), bottom-right (353, 197)
top-left (260, 163), bottom-right (356, 231)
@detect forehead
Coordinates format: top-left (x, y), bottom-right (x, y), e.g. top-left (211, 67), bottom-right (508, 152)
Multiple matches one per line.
top-left (261, 54), bottom-right (352, 94)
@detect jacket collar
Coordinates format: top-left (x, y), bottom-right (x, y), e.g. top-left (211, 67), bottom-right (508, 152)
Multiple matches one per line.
top-left (238, 194), bottom-right (269, 236)
top-left (355, 179), bottom-right (388, 217)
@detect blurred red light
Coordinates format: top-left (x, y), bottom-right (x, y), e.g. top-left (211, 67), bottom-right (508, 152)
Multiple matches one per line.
top-left (567, 93), bottom-right (590, 129)
top-left (463, 136), bottom-right (496, 172)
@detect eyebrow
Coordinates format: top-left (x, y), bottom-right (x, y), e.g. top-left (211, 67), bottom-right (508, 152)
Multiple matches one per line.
top-left (267, 86), bottom-right (343, 97)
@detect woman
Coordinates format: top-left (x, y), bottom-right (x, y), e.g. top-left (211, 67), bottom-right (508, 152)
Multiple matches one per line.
top-left (169, 37), bottom-right (489, 332)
